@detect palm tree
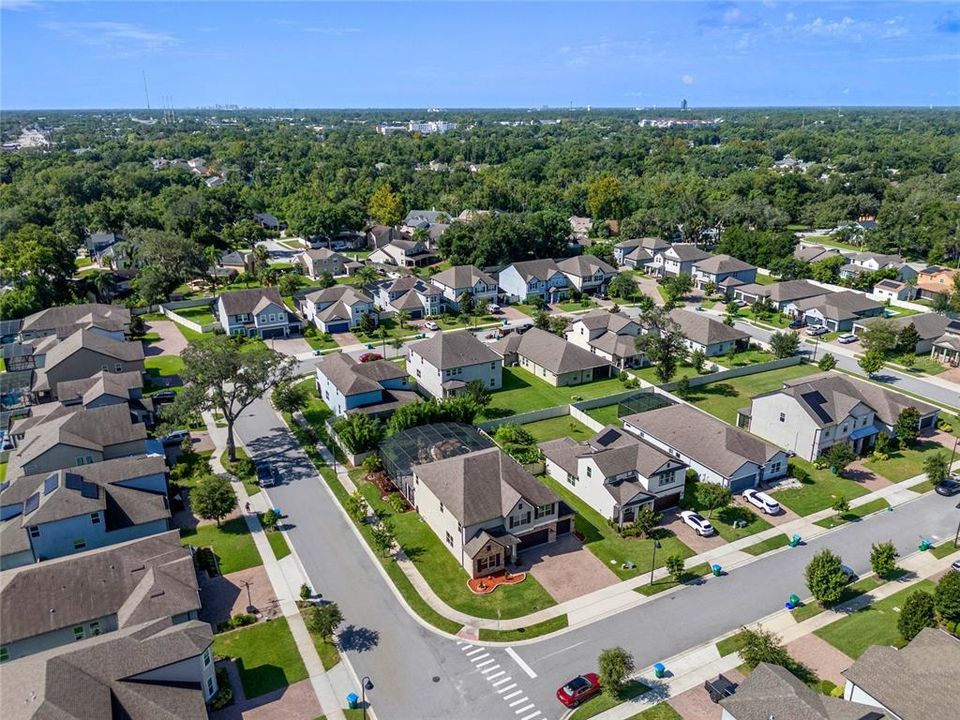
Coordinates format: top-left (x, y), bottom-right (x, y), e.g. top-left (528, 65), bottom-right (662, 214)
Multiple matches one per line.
top-left (354, 265), bottom-right (378, 288)
top-left (398, 310), bottom-right (410, 329)
top-left (252, 245), bottom-right (271, 280)
top-left (90, 271), bottom-right (114, 302)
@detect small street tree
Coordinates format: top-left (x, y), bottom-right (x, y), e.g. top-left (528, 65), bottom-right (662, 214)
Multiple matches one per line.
top-left (858, 348), bottom-right (885, 377)
top-left (805, 548), bottom-right (849, 606)
top-left (831, 496), bottom-right (850, 514)
top-left (191, 474), bottom-right (238, 527)
top-left (597, 647), bottom-right (635, 697)
top-left (894, 407), bottom-right (921, 449)
top-left (168, 335), bottom-right (296, 462)
top-left (897, 590), bottom-right (937, 642)
top-left (665, 554), bottom-right (685, 583)
top-left (273, 380), bottom-right (308, 414)
top-left (896, 323), bottom-right (921, 355)
top-left (924, 451), bottom-right (949, 487)
top-left (345, 490), bottom-right (368, 522)
top-left (770, 331), bottom-right (800, 359)
top-left (818, 353), bottom-right (838, 371)
top-left (823, 443), bottom-right (856, 474)
top-left (632, 506), bottom-right (662, 538)
top-left (371, 519), bottom-right (396, 557)
top-left (357, 312), bottom-right (376, 336)
top-left (870, 541), bottom-right (899, 579)
top-left (697, 483), bottom-right (732, 518)
top-left (739, 626), bottom-right (792, 670)
top-left (934, 568), bottom-right (960, 622)
top-left (307, 602), bottom-right (344, 641)
top-left (723, 303), bottom-right (740, 326)
top-left (675, 376), bottom-right (691, 399)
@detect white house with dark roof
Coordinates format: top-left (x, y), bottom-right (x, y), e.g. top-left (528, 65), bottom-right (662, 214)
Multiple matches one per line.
top-left (429, 265), bottom-right (499, 310)
top-left (566, 311), bottom-right (647, 369)
top-left (557, 255), bottom-right (618, 293)
top-left (623, 404), bottom-right (788, 492)
top-left (492, 327), bottom-right (615, 386)
top-left (372, 276), bottom-right (443, 319)
top-left (405, 447), bottom-right (572, 579)
top-left (300, 286), bottom-right (377, 334)
top-left (298, 247), bottom-right (350, 279)
top-left (497, 259), bottom-right (571, 303)
top-left (368, 239), bottom-right (435, 268)
top-left (621, 237), bottom-right (671, 272)
top-left (314, 353), bottom-right (417, 418)
top-left (215, 287), bottom-right (302, 339)
top-left (654, 244), bottom-right (711, 278)
top-left (692, 254), bottom-right (757, 290)
top-left (838, 252), bottom-right (912, 282)
top-left (732, 279), bottom-right (828, 310)
top-left (872, 278), bottom-right (914, 302)
top-left (541, 425), bottom-right (687, 523)
top-left (669, 309), bottom-right (750, 357)
top-left (793, 291), bottom-right (884, 332)
top-left (407, 331), bottom-right (502, 399)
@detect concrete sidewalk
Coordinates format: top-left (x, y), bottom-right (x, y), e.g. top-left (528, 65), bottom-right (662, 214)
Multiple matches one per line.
top-left (204, 414), bottom-right (347, 720)
top-left (589, 544), bottom-right (960, 720)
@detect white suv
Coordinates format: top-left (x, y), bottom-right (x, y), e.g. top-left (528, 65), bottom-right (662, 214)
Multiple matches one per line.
top-left (742, 488), bottom-right (781, 515)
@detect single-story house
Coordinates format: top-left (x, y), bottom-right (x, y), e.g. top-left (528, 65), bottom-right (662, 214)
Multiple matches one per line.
top-left (557, 255), bottom-right (618, 293)
top-left (497, 259), bottom-right (570, 303)
top-left (793, 291), bottom-right (884, 332)
top-left (254, 212), bottom-right (283, 230)
top-left (215, 287), bottom-right (302, 339)
top-left (300, 286), bottom-right (377, 334)
top-left (692, 254), bottom-right (757, 291)
top-left (315, 353), bottom-right (417, 419)
top-left (852, 313), bottom-right (950, 355)
top-left (429, 265), bottom-right (499, 310)
top-left (623, 404), bottom-right (788, 492)
top-left (541, 425), bottom-right (687, 523)
top-left (406, 331), bottom-right (502, 399)
top-left (491, 327), bottom-right (614, 386)
top-left (742, 371), bottom-right (940, 461)
top-left (405, 447), bottom-right (573, 579)
top-left (872, 278), bottom-right (914, 302)
top-left (793, 245), bottom-right (841, 264)
top-left (566, 311), bottom-right (646, 369)
top-left (299, 248), bottom-right (350, 279)
top-left (669, 309), bottom-right (750, 357)
top-left (732, 280), bottom-right (827, 311)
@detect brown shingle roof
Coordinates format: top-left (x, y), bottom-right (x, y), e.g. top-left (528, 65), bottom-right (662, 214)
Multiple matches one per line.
top-left (669, 309), bottom-right (749, 347)
top-left (431, 265), bottom-right (496, 290)
top-left (491, 327), bottom-right (613, 375)
top-left (217, 287), bottom-right (287, 316)
top-left (557, 255), bottom-right (617, 278)
top-left (693, 254), bottom-right (756, 275)
top-left (408, 331), bottom-right (501, 370)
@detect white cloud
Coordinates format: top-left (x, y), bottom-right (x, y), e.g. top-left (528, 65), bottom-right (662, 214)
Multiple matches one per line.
top-left (785, 12), bottom-right (796, 23)
top-left (797, 16), bottom-right (907, 42)
top-left (302, 27), bottom-right (361, 36)
top-left (681, 74), bottom-right (694, 86)
top-left (0, 0), bottom-right (41, 10)
top-left (42, 21), bottom-right (178, 52)
top-left (842, 87), bottom-right (850, 95)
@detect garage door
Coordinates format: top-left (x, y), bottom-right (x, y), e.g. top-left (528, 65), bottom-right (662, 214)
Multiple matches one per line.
top-left (262, 328), bottom-right (286, 340)
top-left (518, 529), bottom-right (550, 550)
top-left (556, 519), bottom-right (572, 535)
top-left (919, 415), bottom-right (935, 429)
top-left (729, 475), bottom-right (757, 493)
top-left (326, 322), bottom-right (350, 334)
top-left (653, 492), bottom-right (682, 511)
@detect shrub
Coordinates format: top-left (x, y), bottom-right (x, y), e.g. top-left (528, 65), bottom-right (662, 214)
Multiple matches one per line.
top-left (209, 667), bottom-right (234, 710)
top-left (665, 554), bottom-right (685, 583)
top-left (789, 463), bottom-right (810, 483)
top-left (333, 414), bottom-right (384, 454)
top-left (898, 590), bottom-right (937, 642)
top-left (362, 453), bottom-right (383, 474)
top-left (218, 613), bottom-right (257, 632)
top-left (819, 680), bottom-right (837, 697)
top-left (300, 583), bottom-right (312, 600)
top-left (805, 549), bottom-right (849, 606)
top-left (597, 647), bottom-right (635, 698)
top-left (233, 457), bottom-right (256, 478)
top-left (387, 493), bottom-right (408, 513)
top-left (870, 541), bottom-right (899, 578)
top-left (494, 424), bottom-right (536, 447)
top-left (935, 569), bottom-right (960, 622)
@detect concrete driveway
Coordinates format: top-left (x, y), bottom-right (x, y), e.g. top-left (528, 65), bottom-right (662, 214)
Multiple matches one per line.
top-left (144, 319), bottom-right (188, 357)
top-left (268, 336), bottom-right (312, 357)
top-left (517, 534), bottom-right (619, 603)
top-left (661, 511), bottom-right (729, 555)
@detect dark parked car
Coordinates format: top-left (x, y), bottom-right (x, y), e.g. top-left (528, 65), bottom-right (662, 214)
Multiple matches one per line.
top-left (557, 674), bottom-right (601, 708)
top-left (788, 319), bottom-right (805, 330)
top-left (704, 674), bottom-right (737, 703)
top-left (935, 478), bottom-right (960, 497)
top-left (514, 323), bottom-right (534, 335)
top-left (256, 462), bottom-right (278, 488)
top-left (152, 390), bottom-right (177, 403)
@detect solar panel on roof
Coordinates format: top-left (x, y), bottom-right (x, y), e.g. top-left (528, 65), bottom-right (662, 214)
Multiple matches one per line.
top-left (64, 473), bottom-right (84, 491)
top-left (24, 492), bottom-right (40, 514)
top-left (595, 429), bottom-right (621, 448)
top-left (80, 482), bottom-right (99, 500)
top-left (43, 474), bottom-right (59, 495)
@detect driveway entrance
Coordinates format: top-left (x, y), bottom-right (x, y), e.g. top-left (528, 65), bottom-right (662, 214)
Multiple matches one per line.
top-left (517, 534), bottom-right (619, 603)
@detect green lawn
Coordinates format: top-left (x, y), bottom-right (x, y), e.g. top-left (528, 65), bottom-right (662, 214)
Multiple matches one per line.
top-left (930, 542), bottom-right (960, 559)
top-left (569, 680), bottom-right (651, 720)
top-left (685, 363), bottom-right (820, 424)
top-left (222, 447), bottom-right (260, 496)
top-left (772, 458), bottom-right (870, 516)
top-left (75, 256), bottom-right (93, 268)
top-left (792, 571), bottom-right (907, 623)
top-left (907, 478), bottom-right (935, 494)
top-left (557, 299), bottom-right (598, 313)
top-left (721, 349), bottom-right (777, 368)
top-left (180, 517), bottom-right (262, 575)
top-left (212, 618), bottom-right (308, 699)
top-left (898, 355), bottom-right (947, 376)
top-left (864, 440), bottom-right (946, 483)
top-left (742, 533), bottom-right (791, 556)
top-left (680, 483), bottom-right (772, 542)
top-left (631, 363), bottom-right (700, 386)
top-left (538, 474), bottom-right (694, 581)
top-left (626, 703), bottom-right (684, 720)
top-left (636, 562), bottom-right (712, 596)
top-left (716, 630), bottom-right (751, 657)
top-left (586, 403), bottom-right (622, 427)
top-left (300, 608), bottom-right (341, 670)
top-left (482, 367), bottom-right (626, 418)
top-left (265, 528), bottom-right (291, 560)
top-left (305, 334), bottom-right (340, 352)
top-left (144, 353), bottom-right (185, 387)
top-left (0, 462), bottom-right (6, 483)
top-left (813, 498), bottom-right (891, 529)
top-left (814, 580), bottom-right (936, 659)
top-left (738, 309), bottom-right (794, 329)
top-left (174, 304), bottom-right (216, 324)
top-left (520, 415), bottom-right (595, 443)
top-left (754, 273), bottom-right (778, 286)
top-left (478, 614), bottom-right (569, 641)
top-left (355, 476), bottom-right (557, 620)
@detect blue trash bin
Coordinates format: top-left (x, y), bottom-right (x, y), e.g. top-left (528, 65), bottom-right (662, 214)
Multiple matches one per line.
top-left (712, 564), bottom-right (722, 577)
top-left (346, 693), bottom-right (359, 710)
top-left (654, 662), bottom-right (666, 679)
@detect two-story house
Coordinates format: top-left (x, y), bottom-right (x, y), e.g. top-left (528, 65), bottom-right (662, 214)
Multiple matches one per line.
top-left (492, 327), bottom-right (614, 386)
top-left (497, 259), bottom-right (571, 303)
top-left (215, 288), bottom-right (302, 339)
top-left (0, 455), bottom-right (170, 570)
top-left (793, 291), bottom-right (884, 332)
top-left (838, 252), bottom-right (911, 282)
top-left (742, 371), bottom-right (939, 461)
top-left (29, 330), bottom-right (145, 403)
top-left (406, 331), bottom-right (502, 399)
top-left (298, 247), bottom-right (350, 279)
top-left (0, 531), bottom-right (200, 662)
top-left (915, 266), bottom-right (960, 301)
top-left (541, 425), bottom-right (687, 524)
top-left (566, 311), bottom-right (647, 370)
top-left (557, 255), bottom-right (618, 294)
top-left (692, 254), bottom-right (757, 291)
top-left (669, 309), bottom-right (750, 357)
top-left (372, 276), bottom-right (443, 320)
top-left (622, 237), bottom-right (671, 272)
top-left (18, 303), bottom-right (130, 343)
top-left (653, 244), bottom-right (711, 278)
top-left (623, 404), bottom-right (788, 492)
top-left (315, 353), bottom-right (418, 418)
top-left (368, 239), bottom-right (436, 268)
top-left (429, 265), bottom-right (499, 310)
top-left (56, 370), bottom-right (154, 426)
top-left (300, 285), bottom-right (378, 334)
top-left (405, 447), bottom-right (573, 579)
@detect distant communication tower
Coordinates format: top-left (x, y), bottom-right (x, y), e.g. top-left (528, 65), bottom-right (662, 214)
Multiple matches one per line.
top-left (142, 71), bottom-right (151, 110)
top-left (680, 98), bottom-right (688, 112)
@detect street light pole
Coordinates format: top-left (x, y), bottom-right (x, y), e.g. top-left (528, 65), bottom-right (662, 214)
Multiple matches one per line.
top-left (950, 437), bottom-right (959, 472)
top-left (361, 676), bottom-right (373, 720)
top-left (649, 539), bottom-right (661, 586)
top-left (954, 501), bottom-right (960, 548)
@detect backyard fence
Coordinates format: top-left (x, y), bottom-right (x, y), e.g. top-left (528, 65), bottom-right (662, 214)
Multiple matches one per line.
top-left (659, 355), bottom-right (802, 393)
top-left (160, 299), bottom-right (221, 334)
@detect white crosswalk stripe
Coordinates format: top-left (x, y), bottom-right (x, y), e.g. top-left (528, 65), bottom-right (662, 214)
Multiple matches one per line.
top-left (488, 672), bottom-right (507, 682)
top-left (514, 704), bottom-right (535, 715)
top-left (466, 648), bottom-right (485, 657)
top-left (508, 697), bottom-right (529, 707)
top-left (520, 712), bottom-right (541, 720)
top-left (503, 690), bottom-right (522, 700)
top-left (470, 653), bottom-right (490, 663)
top-left (460, 648), bottom-right (540, 720)
top-left (476, 659), bottom-right (496, 668)
top-left (497, 683), bottom-right (517, 694)
top-left (481, 665), bottom-right (501, 674)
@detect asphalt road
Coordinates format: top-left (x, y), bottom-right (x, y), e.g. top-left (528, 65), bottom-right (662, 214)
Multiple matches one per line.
top-left (236, 393), bottom-right (960, 720)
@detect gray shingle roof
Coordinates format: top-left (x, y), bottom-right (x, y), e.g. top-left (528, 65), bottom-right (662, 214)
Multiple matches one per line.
top-left (316, 353), bottom-right (405, 396)
top-left (667, 244), bottom-right (712, 262)
top-left (669, 309), bottom-right (749, 347)
top-left (540, 425), bottom-right (676, 480)
top-left (20, 304), bottom-right (131, 338)
top-left (795, 291), bottom-right (882, 322)
top-left (506, 259), bottom-right (563, 282)
top-left (217, 287), bottom-right (288, 316)
top-left (431, 265), bottom-right (496, 290)
top-left (491, 327), bottom-right (613, 375)
top-left (408, 331), bottom-right (501, 370)
top-left (304, 285), bottom-right (372, 307)
top-left (41, 329), bottom-right (144, 369)
top-left (855, 313), bottom-right (950, 342)
top-left (693, 254), bottom-right (756, 275)
top-left (557, 254), bottom-right (617, 278)
top-left (765, 280), bottom-right (829, 304)
top-left (56, 370), bottom-right (144, 405)
top-left (412, 447), bottom-right (558, 526)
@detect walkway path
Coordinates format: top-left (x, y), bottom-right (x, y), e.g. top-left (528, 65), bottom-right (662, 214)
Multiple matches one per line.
top-left (590, 544), bottom-right (959, 720)
top-left (203, 414), bottom-right (347, 720)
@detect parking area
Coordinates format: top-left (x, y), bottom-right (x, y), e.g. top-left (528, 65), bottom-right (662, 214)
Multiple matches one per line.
top-left (518, 534), bottom-right (620, 603)
top-left (661, 511), bottom-right (729, 555)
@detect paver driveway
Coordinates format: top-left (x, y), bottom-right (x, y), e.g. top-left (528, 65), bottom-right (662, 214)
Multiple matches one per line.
top-left (668, 666), bottom-right (745, 719)
top-left (785, 634), bottom-right (853, 687)
top-left (661, 511), bottom-right (728, 555)
top-left (517, 534), bottom-right (619, 603)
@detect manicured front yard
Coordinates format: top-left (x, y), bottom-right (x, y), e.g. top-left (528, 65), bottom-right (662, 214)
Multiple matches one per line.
top-left (174, 304), bottom-right (216, 324)
top-left (814, 580), bottom-right (936, 659)
top-left (300, 608), bottom-right (341, 670)
top-left (144, 353), bottom-right (185, 387)
top-left (520, 415), bottom-right (595, 443)
top-left (180, 517), bottom-right (262, 575)
top-left (742, 533), bottom-right (791, 556)
top-left (680, 482), bottom-right (772, 542)
top-left (265, 527), bottom-right (291, 560)
top-left (686, 363), bottom-right (820, 425)
top-left (930, 541), bottom-right (960, 559)
top-left (626, 703), bottom-right (683, 720)
top-left (557, 299), bottom-right (597, 313)
top-left (538, 474), bottom-right (694, 581)
top-left (792, 570), bottom-right (907, 623)
top-left (483, 367), bottom-right (626, 418)
top-left (478, 614), bottom-right (568, 641)
top-left (721, 349), bottom-right (776, 368)
top-left (635, 562), bottom-right (712, 596)
top-left (212, 618), bottom-right (308, 699)
top-left (716, 630), bottom-right (751, 657)
top-left (570, 680), bottom-right (651, 720)
top-left (813, 498), bottom-right (890, 529)
top-left (864, 440), bottom-right (946, 483)
top-left (772, 458), bottom-right (870, 516)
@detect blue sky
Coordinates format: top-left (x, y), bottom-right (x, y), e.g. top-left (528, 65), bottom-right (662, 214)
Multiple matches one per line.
top-left (2, 1), bottom-right (958, 109)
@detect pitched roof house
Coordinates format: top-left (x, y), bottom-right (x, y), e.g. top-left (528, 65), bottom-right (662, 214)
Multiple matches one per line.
top-left (492, 327), bottom-right (615, 386)
top-left (794, 291), bottom-right (884, 332)
top-left (368, 239), bottom-right (435, 268)
top-left (623, 404), bottom-right (788, 492)
top-left (566, 311), bottom-right (646, 370)
top-left (300, 285), bottom-right (377, 334)
top-left (914, 265), bottom-right (960, 300)
top-left (315, 353), bottom-right (418, 419)
top-left (852, 313), bottom-right (950, 355)
top-left (215, 287), bottom-right (302, 339)
top-left (654, 244), bottom-right (711, 278)
top-left (19, 303), bottom-right (131, 342)
top-left (872, 278), bottom-right (914, 302)
top-left (407, 331), bottom-right (502, 399)
top-left (556, 255), bottom-right (618, 292)
top-left (497, 259), bottom-right (571, 302)
top-left (299, 247), bottom-right (350, 279)
top-left (372, 275), bottom-right (443, 319)
top-left (669, 308), bottom-right (750, 357)
top-left (30, 329), bottom-right (145, 401)
top-left (430, 265), bottom-right (499, 309)
top-left (732, 279), bottom-right (828, 309)
top-left (794, 244), bottom-right (842, 264)
top-left (692, 254), bottom-right (757, 290)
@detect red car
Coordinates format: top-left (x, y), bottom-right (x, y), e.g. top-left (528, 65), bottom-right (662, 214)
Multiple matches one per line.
top-left (556, 673), bottom-right (601, 708)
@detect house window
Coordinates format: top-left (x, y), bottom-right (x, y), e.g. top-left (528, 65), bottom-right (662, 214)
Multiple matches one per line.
top-left (73, 539), bottom-right (87, 550)
top-left (657, 475), bottom-right (674, 487)
top-left (566, 473), bottom-right (577, 487)
top-left (73, 626), bottom-right (85, 641)
top-left (445, 532), bottom-right (453, 547)
top-left (779, 413), bottom-right (786, 422)
top-left (28, 526), bottom-right (39, 538)
top-left (100, 364), bottom-right (109, 371)
top-left (586, 466), bottom-right (592, 477)
top-left (203, 648), bottom-right (212, 667)
top-left (770, 462), bottom-right (782, 473)
top-left (0, 646), bottom-right (7, 662)
top-left (88, 621), bottom-right (101, 636)
top-left (490, 362), bottom-right (496, 369)
top-left (114, 363), bottom-right (123, 372)
top-left (207, 676), bottom-right (216, 696)
top-left (416, 369), bottom-right (421, 378)
top-left (439, 502), bottom-right (444, 514)
top-left (490, 378), bottom-right (495, 387)
top-left (534, 503), bottom-right (554, 519)
top-left (90, 513), bottom-right (100, 525)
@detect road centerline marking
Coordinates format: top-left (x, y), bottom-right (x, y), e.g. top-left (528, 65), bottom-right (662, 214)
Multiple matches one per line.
top-left (506, 647), bottom-right (537, 678)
